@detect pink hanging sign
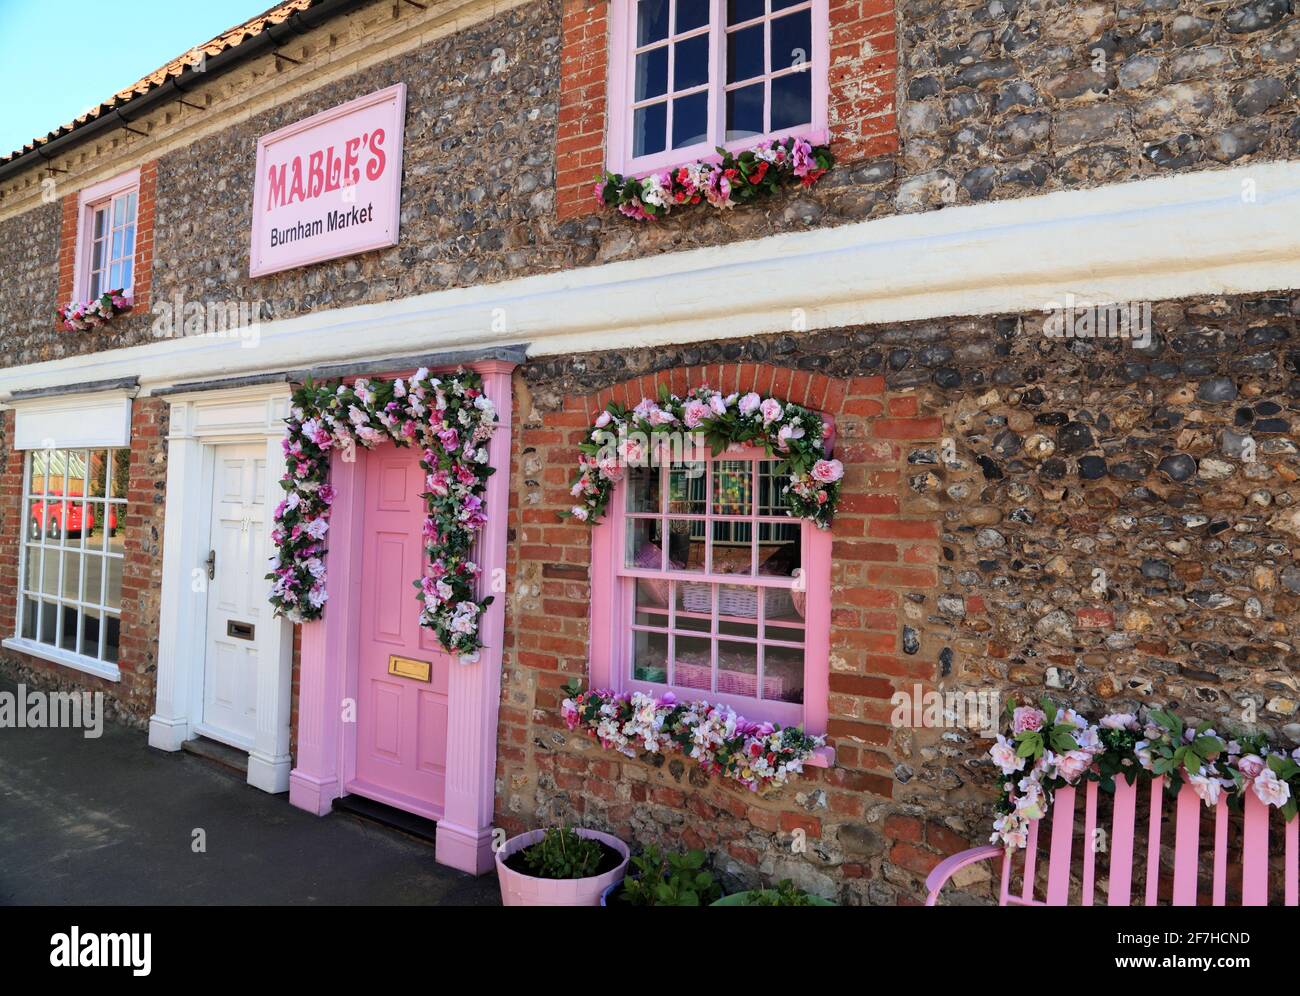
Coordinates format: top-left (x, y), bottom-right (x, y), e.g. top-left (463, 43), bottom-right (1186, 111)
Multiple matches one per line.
top-left (249, 83), bottom-right (406, 277)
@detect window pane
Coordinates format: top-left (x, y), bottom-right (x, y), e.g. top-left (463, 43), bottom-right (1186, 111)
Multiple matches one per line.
top-left (757, 460), bottom-right (791, 514)
top-left (725, 82), bottom-right (765, 140)
top-left (84, 554), bottom-right (105, 606)
top-left (757, 529), bottom-right (800, 577)
top-left (771, 64), bottom-right (812, 130)
top-left (26, 503), bottom-right (44, 542)
top-left (59, 604), bottom-right (79, 652)
top-left (671, 91), bottom-right (708, 148)
top-left (93, 206), bottom-right (106, 239)
top-left (772, 0), bottom-right (805, 9)
top-left (717, 583), bottom-right (760, 620)
top-left (81, 609), bottom-right (103, 660)
top-left (726, 23), bottom-right (764, 82)
top-left (633, 102), bottom-right (668, 158)
top-left (666, 520), bottom-right (706, 571)
top-left (718, 613), bottom-right (758, 639)
top-left (676, 0), bottom-right (710, 32)
top-left (23, 545), bottom-right (40, 590)
top-left (30, 450), bottom-right (47, 495)
top-left (112, 449), bottom-right (130, 498)
top-left (626, 465), bottom-right (661, 513)
top-left (635, 45), bottom-right (668, 100)
top-left (627, 520), bottom-right (665, 570)
top-left (111, 227), bottom-right (125, 265)
top-left (678, 579), bottom-right (713, 618)
top-left (104, 615), bottom-right (121, 663)
top-left (770, 9), bottom-right (811, 75)
top-left (121, 258), bottom-right (134, 291)
top-left (632, 629), bottom-right (669, 683)
top-left (674, 33), bottom-right (709, 90)
top-left (712, 460), bottom-right (752, 515)
top-left (122, 223), bottom-right (136, 261)
top-left (60, 549), bottom-right (82, 600)
top-left (90, 238), bottom-right (105, 283)
top-left (112, 194), bottom-right (128, 226)
top-left (636, 575), bottom-right (672, 610)
top-left (765, 619), bottom-right (805, 642)
top-left (20, 598), bottom-right (37, 641)
top-left (89, 451), bottom-right (108, 498)
top-left (38, 600), bottom-right (57, 645)
top-left (727, 0), bottom-right (764, 25)
top-left (712, 521), bottom-right (753, 573)
top-left (104, 555), bottom-right (122, 611)
top-left (668, 462), bottom-right (706, 514)
top-left (673, 634), bottom-right (713, 691)
top-left (718, 640), bottom-right (761, 697)
top-left (637, 0), bottom-right (670, 44)
top-left (764, 644), bottom-right (804, 702)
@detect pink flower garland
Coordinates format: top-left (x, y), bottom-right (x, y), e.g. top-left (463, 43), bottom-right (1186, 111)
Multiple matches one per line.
top-left (268, 368), bottom-right (497, 661)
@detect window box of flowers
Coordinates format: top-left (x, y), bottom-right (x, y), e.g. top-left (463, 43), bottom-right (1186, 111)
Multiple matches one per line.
top-left (57, 289), bottom-right (132, 332)
top-left (495, 826), bottom-right (629, 907)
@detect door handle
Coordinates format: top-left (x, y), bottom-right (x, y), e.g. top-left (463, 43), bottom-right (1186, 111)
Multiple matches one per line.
top-left (206, 549), bottom-right (216, 581)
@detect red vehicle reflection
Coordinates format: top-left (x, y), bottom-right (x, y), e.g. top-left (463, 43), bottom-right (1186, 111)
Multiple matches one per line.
top-left (28, 493), bottom-right (119, 542)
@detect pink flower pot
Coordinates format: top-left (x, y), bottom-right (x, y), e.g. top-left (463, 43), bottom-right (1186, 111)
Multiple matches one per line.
top-left (495, 829), bottom-right (629, 907)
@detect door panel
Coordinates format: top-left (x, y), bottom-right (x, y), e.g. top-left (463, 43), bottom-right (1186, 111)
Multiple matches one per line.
top-left (350, 445), bottom-right (449, 819)
top-left (201, 444), bottom-right (266, 747)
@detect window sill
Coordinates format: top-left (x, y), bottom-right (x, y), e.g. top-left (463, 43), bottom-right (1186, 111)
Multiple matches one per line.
top-left (806, 745), bottom-right (835, 768)
top-left (615, 127), bottom-right (830, 181)
top-left (1, 637), bottom-right (121, 682)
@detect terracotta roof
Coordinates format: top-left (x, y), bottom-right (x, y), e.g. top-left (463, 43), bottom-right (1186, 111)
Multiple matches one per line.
top-left (2, 0), bottom-right (320, 166)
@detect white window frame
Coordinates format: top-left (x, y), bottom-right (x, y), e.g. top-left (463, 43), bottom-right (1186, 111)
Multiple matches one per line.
top-left (10, 447), bottom-right (128, 682)
top-left (606, 0), bottom-right (829, 176)
top-left (71, 168), bottom-right (140, 303)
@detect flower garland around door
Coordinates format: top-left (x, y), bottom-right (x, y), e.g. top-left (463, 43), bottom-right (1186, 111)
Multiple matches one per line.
top-left (565, 385), bottom-right (844, 529)
top-left (267, 367), bottom-right (498, 660)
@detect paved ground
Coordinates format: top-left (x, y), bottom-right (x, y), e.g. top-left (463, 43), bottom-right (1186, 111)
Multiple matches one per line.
top-left (0, 680), bottom-right (500, 905)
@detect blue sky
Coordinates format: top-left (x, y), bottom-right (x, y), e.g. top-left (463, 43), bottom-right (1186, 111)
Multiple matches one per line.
top-left (0, 0), bottom-right (271, 155)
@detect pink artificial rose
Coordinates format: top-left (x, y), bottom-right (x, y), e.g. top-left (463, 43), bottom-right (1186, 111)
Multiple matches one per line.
top-left (811, 458), bottom-right (844, 484)
top-left (682, 399), bottom-right (711, 429)
top-left (1012, 706), bottom-right (1046, 734)
top-left (1238, 754), bottom-right (1266, 779)
top-left (1099, 713), bottom-right (1137, 730)
top-left (738, 392), bottom-right (762, 416)
top-left (759, 397), bottom-right (783, 425)
top-left (1253, 768), bottom-right (1291, 808)
top-left (1055, 750), bottom-right (1093, 783)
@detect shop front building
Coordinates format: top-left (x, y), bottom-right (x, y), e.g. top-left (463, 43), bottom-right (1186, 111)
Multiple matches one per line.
top-left (0, 0), bottom-right (1296, 901)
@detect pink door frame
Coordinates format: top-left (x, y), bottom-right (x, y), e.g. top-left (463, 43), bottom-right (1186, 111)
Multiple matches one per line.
top-left (288, 359), bottom-right (514, 875)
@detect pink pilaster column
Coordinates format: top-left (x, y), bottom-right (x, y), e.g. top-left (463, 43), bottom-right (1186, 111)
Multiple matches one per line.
top-left (435, 360), bottom-right (514, 874)
top-left (289, 448), bottom-right (366, 816)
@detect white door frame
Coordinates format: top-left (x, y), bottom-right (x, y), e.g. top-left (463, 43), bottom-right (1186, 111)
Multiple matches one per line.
top-left (149, 383), bottom-right (295, 794)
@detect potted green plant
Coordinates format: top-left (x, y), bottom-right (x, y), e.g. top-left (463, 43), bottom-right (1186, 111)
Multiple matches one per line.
top-left (496, 826), bottom-right (629, 906)
top-left (600, 845), bottom-right (722, 906)
top-left (712, 879), bottom-right (838, 906)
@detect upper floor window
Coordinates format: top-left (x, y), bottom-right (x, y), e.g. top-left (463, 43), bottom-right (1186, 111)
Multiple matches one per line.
top-left (73, 169), bottom-right (139, 302)
top-left (607, 0), bottom-right (829, 175)
top-left (589, 444), bottom-right (831, 731)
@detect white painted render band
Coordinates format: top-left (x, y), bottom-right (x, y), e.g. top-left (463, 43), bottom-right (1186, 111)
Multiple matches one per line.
top-left (2, 159), bottom-right (1298, 401)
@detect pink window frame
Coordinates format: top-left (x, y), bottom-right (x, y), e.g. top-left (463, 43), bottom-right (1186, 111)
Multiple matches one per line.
top-left (606, 0), bottom-right (830, 177)
top-left (588, 442), bottom-right (832, 738)
top-left (71, 168), bottom-right (141, 303)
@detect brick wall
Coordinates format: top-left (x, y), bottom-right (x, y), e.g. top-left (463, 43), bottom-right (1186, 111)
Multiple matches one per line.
top-left (555, 0), bottom-right (900, 221)
top-left (0, 401), bottom-right (167, 728)
top-left (495, 359), bottom-right (953, 902)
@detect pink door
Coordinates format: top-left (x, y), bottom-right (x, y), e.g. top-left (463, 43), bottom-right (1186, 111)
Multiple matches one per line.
top-left (347, 444), bottom-right (449, 820)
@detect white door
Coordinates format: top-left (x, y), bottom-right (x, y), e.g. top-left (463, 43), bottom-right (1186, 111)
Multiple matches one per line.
top-left (199, 443), bottom-right (267, 748)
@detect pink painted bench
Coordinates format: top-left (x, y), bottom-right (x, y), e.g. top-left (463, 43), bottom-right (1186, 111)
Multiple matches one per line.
top-left (927, 777), bottom-right (1296, 906)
